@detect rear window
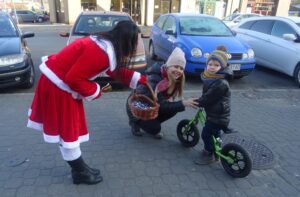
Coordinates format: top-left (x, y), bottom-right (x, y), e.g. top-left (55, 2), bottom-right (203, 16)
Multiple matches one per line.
top-left (180, 16), bottom-right (232, 36)
top-left (0, 15), bottom-right (18, 37)
top-left (74, 15), bottom-right (130, 34)
top-left (239, 20), bottom-right (256, 29)
top-left (250, 20), bottom-right (273, 34)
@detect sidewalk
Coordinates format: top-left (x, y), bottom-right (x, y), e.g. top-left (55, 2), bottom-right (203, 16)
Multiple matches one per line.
top-left (0, 89), bottom-right (299, 197)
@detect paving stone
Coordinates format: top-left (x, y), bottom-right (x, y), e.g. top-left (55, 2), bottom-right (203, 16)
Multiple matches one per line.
top-left (0, 90), bottom-right (299, 196)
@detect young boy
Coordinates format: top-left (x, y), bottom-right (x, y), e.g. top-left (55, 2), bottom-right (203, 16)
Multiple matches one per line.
top-left (194, 45), bottom-right (233, 165)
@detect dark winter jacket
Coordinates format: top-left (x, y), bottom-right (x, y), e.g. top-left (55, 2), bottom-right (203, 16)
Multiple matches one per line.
top-left (197, 68), bottom-right (232, 126)
top-left (128, 62), bottom-right (185, 121)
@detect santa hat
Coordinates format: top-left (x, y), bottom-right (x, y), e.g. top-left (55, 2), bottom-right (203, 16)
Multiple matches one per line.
top-left (166, 47), bottom-right (186, 69)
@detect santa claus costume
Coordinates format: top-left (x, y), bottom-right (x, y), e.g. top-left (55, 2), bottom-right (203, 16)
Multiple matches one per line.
top-left (27, 34), bottom-right (145, 184)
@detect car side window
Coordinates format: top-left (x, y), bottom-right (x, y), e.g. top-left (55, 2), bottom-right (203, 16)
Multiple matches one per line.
top-left (271, 21), bottom-right (296, 38)
top-left (239, 21), bottom-right (255, 29)
top-left (156, 15), bottom-right (167, 30)
top-left (162, 16), bottom-right (176, 33)
top-left (250, 20), bottom-right (273, 34)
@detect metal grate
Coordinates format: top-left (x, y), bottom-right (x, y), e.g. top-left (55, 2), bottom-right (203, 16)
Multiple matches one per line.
top-left (221, 133), bottom-right (275, 170)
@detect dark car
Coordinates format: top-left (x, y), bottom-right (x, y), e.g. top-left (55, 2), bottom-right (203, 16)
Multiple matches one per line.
top-left (11, 10), bottom-right (47, 23)
top-left (0, 12), bottom-right (35, 88)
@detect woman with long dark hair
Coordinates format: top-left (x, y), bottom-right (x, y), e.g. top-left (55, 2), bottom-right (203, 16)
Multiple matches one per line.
top-left (27, 21), bottom-right (147, 185)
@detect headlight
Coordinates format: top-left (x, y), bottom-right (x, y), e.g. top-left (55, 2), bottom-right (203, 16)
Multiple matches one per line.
top-left (191, 48), bottom-right (202, 57)
top-left (131, 54), bottom-right (146, 63)
top-left (0, 54), bottom-right (26, 67)
top-left (242, 49), bottom-right (255, 59)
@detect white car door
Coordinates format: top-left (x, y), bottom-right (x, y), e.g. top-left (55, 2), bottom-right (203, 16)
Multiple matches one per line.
top-left (245, 20), bottom-right (275, 69)
top-left (269, 20), bottom-right (299, 76)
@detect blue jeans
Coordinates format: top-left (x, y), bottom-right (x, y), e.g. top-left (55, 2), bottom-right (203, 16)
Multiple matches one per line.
top-left (201, 121), bottom-right (222, 153)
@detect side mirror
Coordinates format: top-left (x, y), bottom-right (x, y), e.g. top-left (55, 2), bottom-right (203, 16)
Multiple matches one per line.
top-left (165, 29), bottom-right (175, 35)
top-left (283, 33), bottom-right (297, 41)
top-left (141, 33), bottom-right (150, 38)
top-left (59, 32), bottom-right (70, 37)
top-left (21, 32), bottom-right (35, 38)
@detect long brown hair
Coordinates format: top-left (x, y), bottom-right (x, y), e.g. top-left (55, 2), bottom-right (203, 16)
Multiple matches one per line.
top-left (95, 20), bottom-right (139, 67)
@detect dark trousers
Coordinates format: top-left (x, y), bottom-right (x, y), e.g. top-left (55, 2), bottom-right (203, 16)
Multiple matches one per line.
top-left (126, 98), bottom-right (177, 135)
top-left (136, 110), bottom-right (177, 135)
top-left (201, 121), bottom-right (223, 153)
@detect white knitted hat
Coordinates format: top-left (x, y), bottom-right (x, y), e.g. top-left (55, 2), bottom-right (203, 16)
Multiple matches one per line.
top-left (166, 47), bottom-right (186, 69)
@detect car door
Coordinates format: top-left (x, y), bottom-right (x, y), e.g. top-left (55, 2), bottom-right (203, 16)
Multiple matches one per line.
top-left (151, 15), bottom-right (168, 58)
top-left (158, 16), bottom-right (177, 60)
top-left (269, 20), bottom-right (299, 75)
top-left (245, 20), bottom-right (274, 68)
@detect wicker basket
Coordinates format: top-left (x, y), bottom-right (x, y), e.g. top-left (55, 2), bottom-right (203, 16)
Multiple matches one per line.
top-left (128, 83), bottom-right (160, 120)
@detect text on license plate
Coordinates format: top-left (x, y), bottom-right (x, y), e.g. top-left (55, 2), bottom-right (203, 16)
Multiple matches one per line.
top-left (229, 64), bottom-right (241, 71)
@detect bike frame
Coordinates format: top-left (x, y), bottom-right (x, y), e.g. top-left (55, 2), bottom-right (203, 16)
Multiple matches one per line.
top-left (186, 108), bottom-right (235, 164)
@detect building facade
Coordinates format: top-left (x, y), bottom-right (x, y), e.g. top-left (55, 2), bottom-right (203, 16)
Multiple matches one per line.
top-left (47, 0), bottom-right (291, 25)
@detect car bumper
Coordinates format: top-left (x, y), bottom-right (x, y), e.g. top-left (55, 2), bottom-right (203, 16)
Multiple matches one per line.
top-left (185, 60), bottom-right (256, 77)
top-left (0, 62), bottom-right (31, 88)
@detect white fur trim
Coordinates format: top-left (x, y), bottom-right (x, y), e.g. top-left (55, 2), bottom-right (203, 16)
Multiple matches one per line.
top-left (59, 146), bottom-right (82, 161)
top-left (40, 57), bottom-right (100, 101)
top-left (27, 119), bottom-right (43, 131)
top-left (39, 61), bottom-right (82, 99)
top-left (43, 133), bottom-right (89, 149)
top-left (28, 108), bottom-right (32, 117)
top-left (90, 36), bottom-right (117, 71)
top-left (130, 72), bottom-right (141, 89)
top-left (85, 83), bottom-right (100, 101)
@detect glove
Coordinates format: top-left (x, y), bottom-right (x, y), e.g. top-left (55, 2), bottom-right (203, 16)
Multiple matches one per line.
top-left (138, 75), bottom-right (147, 85)
top-left (101, 83), bottom-right (112, 93)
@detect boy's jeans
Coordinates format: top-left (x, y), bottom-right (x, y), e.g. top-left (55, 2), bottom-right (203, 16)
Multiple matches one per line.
top-left (201, 121), bottom-right (222, 153)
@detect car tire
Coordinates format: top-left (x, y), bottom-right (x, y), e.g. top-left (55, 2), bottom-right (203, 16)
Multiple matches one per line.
top-left (294, 64), bottom-right (300, 87)
top-left (38, 17), bottom-right (43, 23)
top-left (21, 60), bottom-right (35, 89)
top-left (149, 42), bottom-right (157, 60)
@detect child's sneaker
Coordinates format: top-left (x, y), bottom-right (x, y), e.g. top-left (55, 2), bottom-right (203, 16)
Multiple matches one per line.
top-left (194, 150), bottom-right (216, 165)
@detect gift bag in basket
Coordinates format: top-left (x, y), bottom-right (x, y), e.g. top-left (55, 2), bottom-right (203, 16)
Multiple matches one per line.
top-left (128, 83), bottom-right (160, 120)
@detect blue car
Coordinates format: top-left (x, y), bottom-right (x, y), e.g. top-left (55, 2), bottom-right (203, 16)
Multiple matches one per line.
top-left (149, 13), bottom-right (256, 78)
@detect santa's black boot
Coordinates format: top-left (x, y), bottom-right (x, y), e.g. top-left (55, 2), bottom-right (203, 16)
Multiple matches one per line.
top-left (67, 157), bottom-right (103, 185)
top-left (79, 157), bottom-right (101, 175)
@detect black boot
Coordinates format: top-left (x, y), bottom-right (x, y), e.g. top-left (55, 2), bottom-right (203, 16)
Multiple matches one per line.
top-left (78, 157), bottom-right (101, 175)
top-left (67, 157), bottom-right (103, 185)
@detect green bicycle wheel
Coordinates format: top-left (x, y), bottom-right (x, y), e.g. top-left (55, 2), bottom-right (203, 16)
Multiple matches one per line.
top-left (177, 119), bottom-right (200, 147)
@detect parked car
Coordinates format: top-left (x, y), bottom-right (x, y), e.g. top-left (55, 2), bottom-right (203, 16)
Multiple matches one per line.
top-left (0, 12), bottom-right (35, 88)
top-left (59, 11), bottom-right (146, 73)
top-left (233, 16), bottom-right (300, 86)
top-left (147, 13), bottom-right (256, 79)
top-left (223, 13), bottom-right (261, 28)
top-left (10, 10), bottom-right (47, 23)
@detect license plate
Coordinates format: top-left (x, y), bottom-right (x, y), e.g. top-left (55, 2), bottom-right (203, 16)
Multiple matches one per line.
top-left (229, 64), bottom-right (241, 71)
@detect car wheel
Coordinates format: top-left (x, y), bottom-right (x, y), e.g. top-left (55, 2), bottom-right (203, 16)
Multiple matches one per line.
top-left (38, 17), bottom-right (43, 23)
top-left (22, 61), bottom-right (35, 89)
top-left (294, 64), bottom-right (300, 87)
top-left (149, 42), bottom-right (157, 60)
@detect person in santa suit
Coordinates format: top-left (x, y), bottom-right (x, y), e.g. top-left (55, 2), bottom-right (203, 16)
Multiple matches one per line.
top-left (27, 21), bottom-right (147, 185)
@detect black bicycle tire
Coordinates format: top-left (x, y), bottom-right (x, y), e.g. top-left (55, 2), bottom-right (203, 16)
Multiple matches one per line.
top-left (220, 143), bottom-right (252, 178)
top-left (176, 119), bottom-right (200, 147)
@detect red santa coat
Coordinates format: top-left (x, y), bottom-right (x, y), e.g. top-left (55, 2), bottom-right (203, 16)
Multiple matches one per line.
top-left (27, 36), bottom-right (141, 149)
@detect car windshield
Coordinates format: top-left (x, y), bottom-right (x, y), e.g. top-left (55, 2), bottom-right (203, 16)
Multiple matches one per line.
top-left (223, 14), bottom-right (239, 21)
top-left (179, 16), bottom-right (232, 36)
top-left (74, 15), bottom-right (130, 35)
top-left (0, 15), bottom-right (18, 37)
top-left (296, 23), bottom-right (300, 28)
